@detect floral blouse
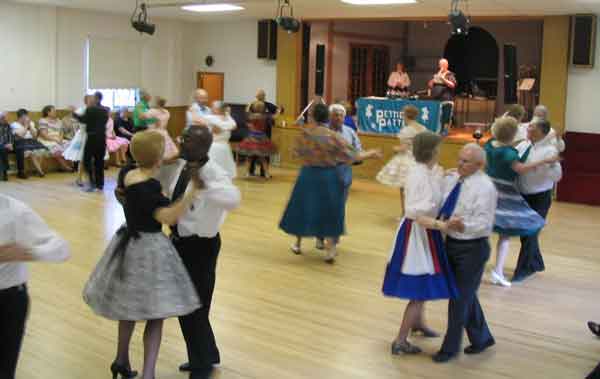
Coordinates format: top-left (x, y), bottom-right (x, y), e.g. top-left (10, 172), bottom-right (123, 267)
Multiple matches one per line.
top-left (293, 124), bottom-right (358, 167)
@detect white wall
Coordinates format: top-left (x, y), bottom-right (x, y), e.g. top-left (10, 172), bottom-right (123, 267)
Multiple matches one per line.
top-left (189, 21), bottom-right (277, 105)
top-left (0, 2), bottom-right (273, 110)
top-left (566, 17), bottom-right (600, 134)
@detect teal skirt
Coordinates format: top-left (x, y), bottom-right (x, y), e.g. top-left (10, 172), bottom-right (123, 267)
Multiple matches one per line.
top-left (279, 166), bottom-right (346, 238)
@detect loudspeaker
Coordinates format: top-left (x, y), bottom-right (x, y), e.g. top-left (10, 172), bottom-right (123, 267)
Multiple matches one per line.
top-left (257, 19), bottom-right (278, 60)
top-left (300, 22), bottom-right (311, 112)
top-left (571, 14), bottom-right (597, 68)
top-left (315, 44), bottom-right (325, 96)
top-left (503, 44), bottom-right (518, 104)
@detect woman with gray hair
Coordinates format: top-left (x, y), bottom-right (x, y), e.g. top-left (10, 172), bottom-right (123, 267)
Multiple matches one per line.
top-left (204, 101), bottom-right (238, 178)
top-left (517, 105), bottom-right (565, 152)
top-left (382, 132), bottom-right (463, 355)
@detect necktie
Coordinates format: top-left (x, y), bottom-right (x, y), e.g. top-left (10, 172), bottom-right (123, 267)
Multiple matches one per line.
top-left (170, 165), bottom-right (192, 237)
top-left (438, 179), bottom-right (463, 220)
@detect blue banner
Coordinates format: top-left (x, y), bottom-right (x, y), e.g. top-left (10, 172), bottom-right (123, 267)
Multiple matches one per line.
top-left (356, 98), bottom-right (442, 135)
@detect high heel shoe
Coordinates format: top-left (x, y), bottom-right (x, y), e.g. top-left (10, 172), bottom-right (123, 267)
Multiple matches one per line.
top-left (110, 362), bottom-right (138, 379)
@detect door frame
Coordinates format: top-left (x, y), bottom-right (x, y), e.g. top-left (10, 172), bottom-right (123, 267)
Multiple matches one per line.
top-left (196, 71), bottom-right (225, 101)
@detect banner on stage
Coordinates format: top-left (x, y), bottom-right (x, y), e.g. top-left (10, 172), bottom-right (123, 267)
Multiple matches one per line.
top-left (356, 98), bottom-right (442, 135)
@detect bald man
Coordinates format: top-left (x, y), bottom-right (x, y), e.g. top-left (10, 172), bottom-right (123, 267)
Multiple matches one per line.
top-left (433, 144), bottom-right (497, 363)
top-left (166, 126), bottom-right (241, 379)
top-left (187, 89), bottom-right (212, 129)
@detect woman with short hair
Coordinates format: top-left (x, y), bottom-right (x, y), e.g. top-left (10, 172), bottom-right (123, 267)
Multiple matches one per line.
top-left (205, 101), bottom-right (238, 178)
top-left (38, 105), bottom-right (73, 171)
top-left (484, 117), bottom-right (559, 287)
top-left (236, 101), bottom-right (277, 179)
top-left (83, 130), bottom-right (202, 379)
top-left (382, 132), bottom-right (462, 355)
top-left (10, 109), bottom-right (46, 177)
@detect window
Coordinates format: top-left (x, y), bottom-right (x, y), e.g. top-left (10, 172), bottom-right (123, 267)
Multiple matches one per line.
top-left (347, 44), bottom-right (390, 106)
top-left (86, 88), bottom-right (139, 110)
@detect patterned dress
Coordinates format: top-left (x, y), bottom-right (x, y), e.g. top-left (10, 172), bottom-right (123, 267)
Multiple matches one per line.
top-left (83, 166), bottom-right (200, 320)
top-left (376, 122), bottom-right (427, 188)
top-left (484, 140), bottom-right (545, 236)
top-left (38, 118), bottom-right (70, 157)
top-left (235, 114), bottom-right (277, 157)
top-left (279, 124), bottom-right (358, 238)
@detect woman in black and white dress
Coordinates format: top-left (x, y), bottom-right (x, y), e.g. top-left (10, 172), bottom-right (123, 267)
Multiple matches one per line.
top-left (83, 131), bottom-right (202, 379)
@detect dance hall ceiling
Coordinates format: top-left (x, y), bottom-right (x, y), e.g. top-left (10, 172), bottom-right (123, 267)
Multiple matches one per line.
top-left (10, 0), bottom-right (600, 22)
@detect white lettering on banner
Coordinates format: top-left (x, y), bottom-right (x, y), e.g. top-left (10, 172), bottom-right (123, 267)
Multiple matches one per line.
top-left (374, 107), bottom-right (405, 131)
top-left (421, 107), bottom-right (429, 121)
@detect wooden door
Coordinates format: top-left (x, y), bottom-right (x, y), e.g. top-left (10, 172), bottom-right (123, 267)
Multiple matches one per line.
top-left (197, 72), bottom-right (224, 105)
top-left (347, 45), bottom-right (390, 106)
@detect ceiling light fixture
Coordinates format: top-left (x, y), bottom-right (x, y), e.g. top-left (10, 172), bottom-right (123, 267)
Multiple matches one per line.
top-left (340, 0), bottom-right (417, 5)
top-left (181, 3), bottom-right (244, 12)
top-left (449, 0), bottom-right (470, 35)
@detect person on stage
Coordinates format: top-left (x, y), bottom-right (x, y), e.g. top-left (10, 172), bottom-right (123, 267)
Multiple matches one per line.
top-left (279, 103), bottom-right (381, 263)
top-left (205, 101), bottom-right (238, 179)
top-left (511, 120), bottom-right (562, 282)
top-left (484, 117), bottom-right (559, 287)
top-left (0, 194), bottom-right (70, 379)
top-left (382, 132), bottom-right (462, 355)
top-left (165, 126), bottom-right (241, 379)
top-left (376, 105), bottom-right (427, 218)
top-left (83, 131), bottom-right (202, 379)
top-left (387, 63), bottom-right (411, 98)
top-left (432, 144), bottom-right (497, 363)
top-left (429, 58), bottom-right (457, 134)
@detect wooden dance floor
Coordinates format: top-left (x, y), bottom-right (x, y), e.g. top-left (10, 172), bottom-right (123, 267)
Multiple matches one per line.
top-left (3, 168), bottom-right (600, 379)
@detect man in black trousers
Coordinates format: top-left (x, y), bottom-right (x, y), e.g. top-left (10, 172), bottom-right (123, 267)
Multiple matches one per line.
top-left (74, 92), bottom-right (108, 192)
top-left (433, 144), bottom-right (498, 363)
top-left (166, 126), bottom-right (241, 379)
top-left (513, 120), bottom-right (562, 282)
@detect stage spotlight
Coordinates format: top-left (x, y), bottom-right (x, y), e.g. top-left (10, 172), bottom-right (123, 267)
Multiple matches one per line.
top-left (448, 0), bottom-right (470, 35)
top-left (276, 0), bottom-right (300, 33)
top-left (131, 2), bottom-right (155, 36)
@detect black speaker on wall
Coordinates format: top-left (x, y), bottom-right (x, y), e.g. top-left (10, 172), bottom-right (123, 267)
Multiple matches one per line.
top-left (257, 19), bottom-right (278, 60)
top-left (503, 44), bottom-right (518, 104)
top-left (571, 14), bottom-right (597, 68)
top-left (315, 44), bottom-right (325, 96)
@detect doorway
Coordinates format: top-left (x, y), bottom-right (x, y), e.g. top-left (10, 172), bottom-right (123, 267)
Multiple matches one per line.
top-left (197, 72), bottom-right (224, 104)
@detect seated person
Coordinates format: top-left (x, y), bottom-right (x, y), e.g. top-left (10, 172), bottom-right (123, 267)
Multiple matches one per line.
top-left (115, 107), bottom-right (134, 140)
top-left (38, 105), bottom-right (73, 171)
top-left (10, 109), bottom-right (47, 177)
top-left (0, 111), bottom-right (27, 180)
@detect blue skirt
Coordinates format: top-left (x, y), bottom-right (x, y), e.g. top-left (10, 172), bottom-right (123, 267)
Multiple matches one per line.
top-left (382, 219), bottom-right (458, 301)
top-left (492, 179), bottom-right (545, 236)
top-left (279, 166), bottom-right (346, 238)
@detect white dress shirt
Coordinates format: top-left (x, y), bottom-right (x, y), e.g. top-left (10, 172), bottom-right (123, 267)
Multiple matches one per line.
top-left (0, 194), bottom-right (70, 290)
top-left (166, 159), bottom-right (241, 238)
top-left (515, 123), bottom-right (565, 152)
top-left (186, 103), bottom-right (212, 128)
top-left (516, 134), bottom-right (563, 195)
top-left (443, 171), bottom-right (498, 240)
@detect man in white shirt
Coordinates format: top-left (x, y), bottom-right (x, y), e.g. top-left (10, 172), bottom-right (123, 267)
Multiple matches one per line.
top-left (166, 126), bottom-right (241, 379)
top-left (186, 89), bottom-right (212, 129)
top-left (512, 120), bottom-right (562, 282)
top-left (433, 143), bottom-right (497, 363)
top-left (0, 194), bottom-right (70, 379)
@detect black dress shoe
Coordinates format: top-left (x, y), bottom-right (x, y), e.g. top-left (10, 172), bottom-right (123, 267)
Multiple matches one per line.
top-left (464, 339), bottom-right (495, 355)
top-left (189, 366), bottom-right (214, 379)
top-left (432, 351), bottom-right (457, 363)
top-left (179, 362), bottom-right (191, 372)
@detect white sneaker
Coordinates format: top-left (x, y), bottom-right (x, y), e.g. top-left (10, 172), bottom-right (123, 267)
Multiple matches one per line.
top-left (324, 248), bottom-right (337, 264)
top-left (490, 269), bottom-right (512, 287)
top-left (290, 244), bottom-right (302, 255)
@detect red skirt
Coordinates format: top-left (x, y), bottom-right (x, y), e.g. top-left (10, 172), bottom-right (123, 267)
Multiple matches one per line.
top-left (236, 133), bottom-right (277, 157)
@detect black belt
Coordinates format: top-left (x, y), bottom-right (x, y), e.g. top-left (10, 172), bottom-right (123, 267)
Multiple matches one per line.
top-left (0, 284), bottom-right (27, 294)
top-left (446, 236), bottom-right (488, 244)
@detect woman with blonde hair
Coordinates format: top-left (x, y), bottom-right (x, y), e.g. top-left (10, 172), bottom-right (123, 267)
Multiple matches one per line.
top-left (83, 130), bottom-right (202, 379)
top-left (484, 117), bottom-right (559, 287)
top-left (376, 105), bottom-right (428, 217)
